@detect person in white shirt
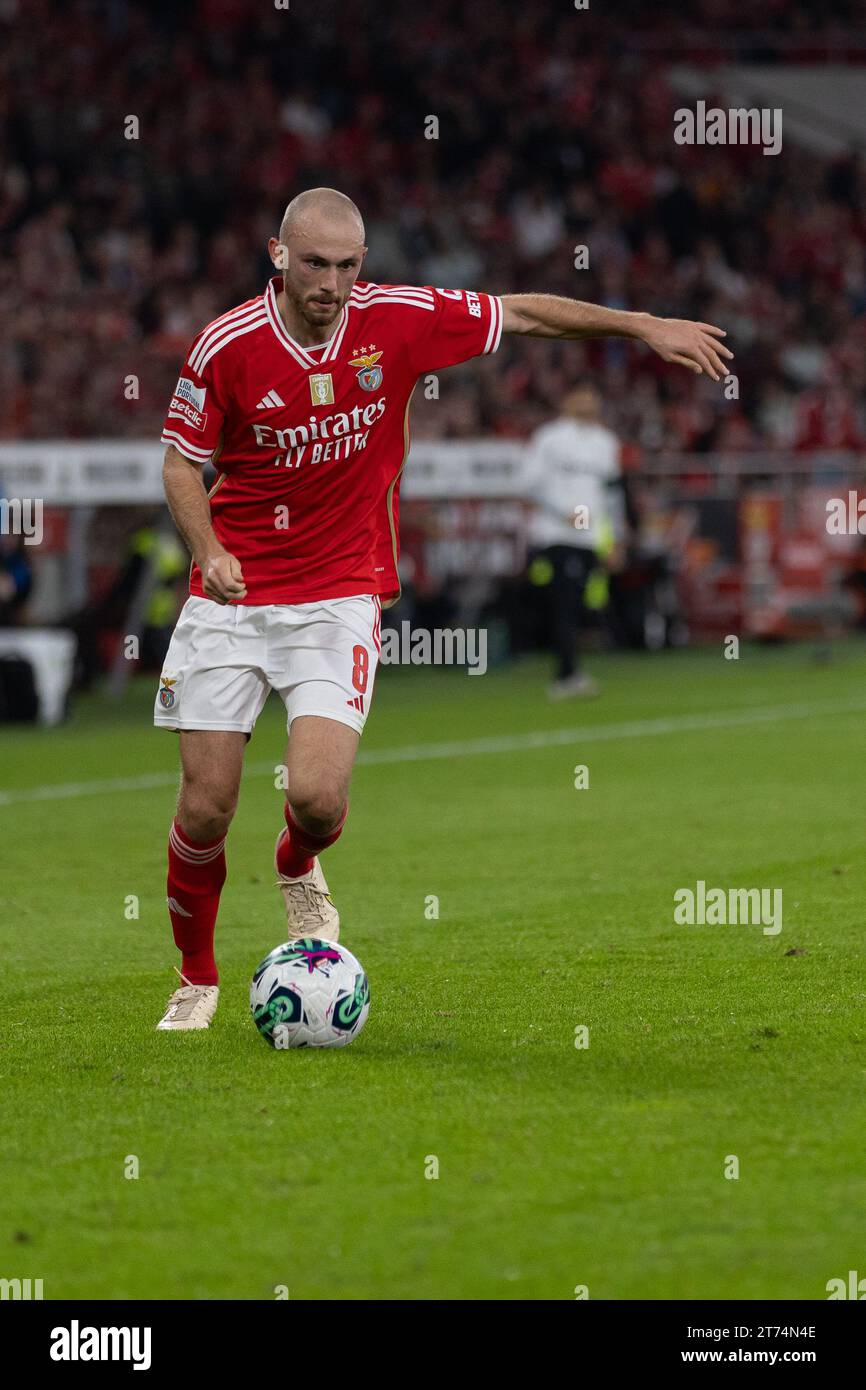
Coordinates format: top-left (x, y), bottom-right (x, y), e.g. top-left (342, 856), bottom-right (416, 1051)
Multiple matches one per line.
top-left (526, 381), bottom-right (623, 697)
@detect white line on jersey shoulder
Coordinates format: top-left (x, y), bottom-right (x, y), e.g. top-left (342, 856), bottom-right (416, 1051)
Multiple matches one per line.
top-left (189, 301), bottom-right (267, 374)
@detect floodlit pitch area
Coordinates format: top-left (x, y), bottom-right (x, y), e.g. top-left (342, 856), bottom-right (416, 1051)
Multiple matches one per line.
top-left (1, 645), bottom-right (864, 1300)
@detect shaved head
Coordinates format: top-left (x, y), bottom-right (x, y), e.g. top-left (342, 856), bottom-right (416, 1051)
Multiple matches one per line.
top-left (269, 187), bottom-right (367, 343)
top-left (279, 187), bottom-right (365, 244)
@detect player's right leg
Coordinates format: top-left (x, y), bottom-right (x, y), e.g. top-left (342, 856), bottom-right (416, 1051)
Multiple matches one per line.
top-left (156, 730), bottom-right (246, 1030)
top-left (152, 595), bottom-right (270, 1029)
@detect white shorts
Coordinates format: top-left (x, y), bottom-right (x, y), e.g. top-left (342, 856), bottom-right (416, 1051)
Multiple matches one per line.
top-left (154, 594), bottom-right (381, 736)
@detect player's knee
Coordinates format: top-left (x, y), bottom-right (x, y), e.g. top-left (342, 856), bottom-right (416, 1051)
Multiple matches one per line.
top-left (289, 784), bottom-right (345, 836)
top-left (178, 783), bottom-right (238, 841)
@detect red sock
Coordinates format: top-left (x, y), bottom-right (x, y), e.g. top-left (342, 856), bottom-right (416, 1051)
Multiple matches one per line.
top-left (166, 819), bottom-right (227, 985)
top-left (276, 801), bottom-right (348, 879)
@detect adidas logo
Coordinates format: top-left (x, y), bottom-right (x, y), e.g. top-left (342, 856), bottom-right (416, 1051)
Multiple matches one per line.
top-left (256, 390), bottom-right (286, 409)
top-left (346, 695), bottom-right (365, 713)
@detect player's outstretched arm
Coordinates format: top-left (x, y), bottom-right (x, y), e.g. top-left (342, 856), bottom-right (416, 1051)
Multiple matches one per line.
top-left (500, 294), bottom-right (732, 381)
top-left (162, 445), bottom-right (247, 604)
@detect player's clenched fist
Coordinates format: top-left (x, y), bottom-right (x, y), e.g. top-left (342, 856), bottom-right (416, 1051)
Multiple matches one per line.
top-left (200, 551), bottom-right (247, 604)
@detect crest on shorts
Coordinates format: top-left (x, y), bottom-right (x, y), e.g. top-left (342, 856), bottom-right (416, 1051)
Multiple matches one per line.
top-left (158, 675), bottom-right (178, 709)
top-left (348, 346), bottom-right (383, 392)
top-left (309, 372), bottom-right (335, 407)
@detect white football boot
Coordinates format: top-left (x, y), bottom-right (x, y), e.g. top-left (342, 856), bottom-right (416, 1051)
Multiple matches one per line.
top-left (547, 673), bottom-right (600, 701)
top-left (156, 970), bottom-right (219, 1031)
top-left (274, 832), bottom-right (341, 942)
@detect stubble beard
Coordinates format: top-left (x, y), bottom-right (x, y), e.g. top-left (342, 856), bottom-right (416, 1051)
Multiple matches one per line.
top-left (284, 278), bottom-right (342, 336)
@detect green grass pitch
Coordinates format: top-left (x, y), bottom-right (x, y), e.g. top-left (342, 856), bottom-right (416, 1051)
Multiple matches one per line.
top-left (1, 643), bottom-right (864, 1300)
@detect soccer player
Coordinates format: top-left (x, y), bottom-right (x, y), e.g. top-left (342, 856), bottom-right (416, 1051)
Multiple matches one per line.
top-left (154, 187), bottom-right (731, 1030)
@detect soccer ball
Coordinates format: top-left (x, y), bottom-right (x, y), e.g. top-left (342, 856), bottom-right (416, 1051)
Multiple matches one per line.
top-left (250, 937), bottom-right (370, 1049)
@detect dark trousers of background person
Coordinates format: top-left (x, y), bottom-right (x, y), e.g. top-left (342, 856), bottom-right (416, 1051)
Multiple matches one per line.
top-left (538, 544), bottom-right (597, 680)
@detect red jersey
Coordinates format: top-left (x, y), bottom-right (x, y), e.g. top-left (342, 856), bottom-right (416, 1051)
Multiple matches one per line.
top-left (161, 275), bottom-right (503, 604)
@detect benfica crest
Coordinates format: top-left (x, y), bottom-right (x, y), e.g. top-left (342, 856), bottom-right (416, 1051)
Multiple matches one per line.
top-left (158, 675), bottom-right (178, 709)
top-left (349, 345), bottom-right (384, 392)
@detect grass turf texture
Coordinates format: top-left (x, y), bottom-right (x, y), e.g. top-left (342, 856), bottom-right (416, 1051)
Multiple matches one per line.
top-left (0, 643), bottom-right (864, 1301)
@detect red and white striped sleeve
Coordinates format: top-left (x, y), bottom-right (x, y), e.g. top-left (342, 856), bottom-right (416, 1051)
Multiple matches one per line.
top-left (160, 335), bottom-right (228, 464)
top-left (401, 286), bottom-right (503, 376)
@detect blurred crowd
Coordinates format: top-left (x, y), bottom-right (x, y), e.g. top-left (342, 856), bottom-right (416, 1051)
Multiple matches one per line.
top-left (2, 0), bottom-right (866, 454)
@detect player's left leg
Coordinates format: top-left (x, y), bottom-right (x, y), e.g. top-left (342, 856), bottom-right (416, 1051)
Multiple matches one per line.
top-left (274, 715), bottom-right (359, 940)
top-left (269, 593), bottom-right (381, 940)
